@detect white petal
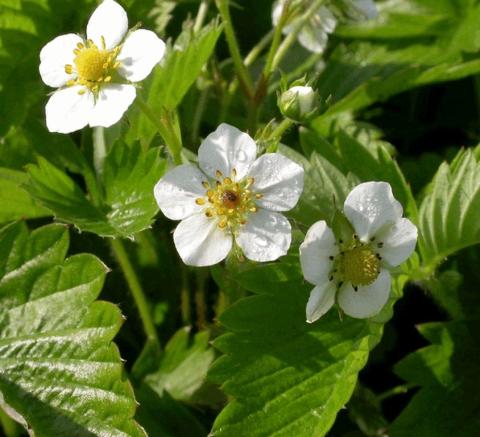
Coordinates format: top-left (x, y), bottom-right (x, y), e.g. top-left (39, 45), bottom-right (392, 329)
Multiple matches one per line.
top-left (299, 220), bottom-right (337, 285)
top-left (154, 165), bottom-right (207, 220)
top-left (88, 84), bottom-right (136, 128)
top-left (318, 6), bottom-right (337, 34)
top-left (296, 6), bottom-right (336, 54)
top-left (338, 269), bottom-right (391, 319)
top-left (45, 86), bottom-right (94, 133)
top-left (344, 182), bottom-right (403, 242)
top-left (306, 281), bottom-right (337, 323)
top-left (377, 218), bottom-right (418, 267)
top-left (86, 0), bottom-right (128, 49)
top-left (271, 0), bottom-right (285, 27)
top-left (236, 209), bottom-right (291, 262)
top-left (173, 214), bottom-right (232, 267)
top-left (298, 26), bottom-right (329, 54)
top-left (117, 29), bottom-right (166, 82)
top-left (351, 0), bottom-right (378, 20)
top-left (39, 34), bottom-right (82, 87)
top-left (248, 153), bottom-right (304, 212)
top-left (198, 123), bottom-right (257, 180)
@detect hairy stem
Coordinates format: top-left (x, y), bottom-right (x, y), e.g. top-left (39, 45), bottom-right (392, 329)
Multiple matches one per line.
top-left (267, 119), bottom-right (295, 152)
top-left (93, 126), bottom-right (107, 177)
top-left (216, 0), bottom-right (255, 99)
top-left (110, 238), bottom-right (161, 351)
top-left (262, 0), bottom-right (292, 81)
top-left (136, 97), bottom-right (183, 165)
top-left (194, 0), bottom-right (210, 33)
top-left (272, 0), bottom-right (325, 71)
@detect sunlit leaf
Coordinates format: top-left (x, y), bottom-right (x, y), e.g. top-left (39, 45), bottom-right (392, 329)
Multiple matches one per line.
top-left (0, 222), bottom-right (144, 436)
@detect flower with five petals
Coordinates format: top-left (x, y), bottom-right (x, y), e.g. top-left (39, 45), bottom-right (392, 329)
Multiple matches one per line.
top-left (39, 0), bottom-right (166, 133)
top-left (154, 123), bottom-right (304, 267)
top-left (300, 181), bottom-right (417, 322)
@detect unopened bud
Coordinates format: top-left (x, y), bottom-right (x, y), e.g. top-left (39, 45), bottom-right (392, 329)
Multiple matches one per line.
top-left (278, 85), bottom-right (318, 122)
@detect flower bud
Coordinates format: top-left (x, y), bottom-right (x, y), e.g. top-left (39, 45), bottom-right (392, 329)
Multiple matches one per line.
top-left (278, 85), bottom-right (319, 122)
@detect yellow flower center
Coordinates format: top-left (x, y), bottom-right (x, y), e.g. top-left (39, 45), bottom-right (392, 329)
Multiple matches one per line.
top-left (75, 46), bottom-right (110, 81)
top-left (340, 244), bottom-right (380, 287)
top-left (196, 169), bottom-right (262, 231)
top-left (64, 38), bottom-right (121, 94)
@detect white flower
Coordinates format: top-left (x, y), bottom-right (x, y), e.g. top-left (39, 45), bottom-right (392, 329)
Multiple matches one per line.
top-left (39, 0), bottom-right (166, 133)
top-left (272, 0), bottom-right (378, 54)
top-left (300, 182), bottom-right (417, 322)
top-left (272, 0), bottom-right (337, 54)
top-left (154, 123), bottom-right (304, 267)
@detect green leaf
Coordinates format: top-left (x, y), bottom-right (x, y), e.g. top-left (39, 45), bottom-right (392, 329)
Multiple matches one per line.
top-left (209, 256), bottom-right (406, 436)
top-left (149, 19), bottom-right (223, 110)
top-left (317, 42), bottom-right (480, 119)
top-left (0, 168), bottom-right (50, 223)
top-left (0, 222), bottom-right (144, 436)
top-left (316, 0), bottom-right (480, 120)
top-left (418, 148), bottom-right (480, 271)
top-left (27, 143), bottom-right (166, 238)
top-left (293, 127), bottom-right (417, 229)
top-left (391, 320), bottom-right (480, 437)
top-left (144, 327), bottom-right (216, 404)
top-left (289, 148), bottom-right (357, 228)
top-left (126, 19), bottom-right (223, 146)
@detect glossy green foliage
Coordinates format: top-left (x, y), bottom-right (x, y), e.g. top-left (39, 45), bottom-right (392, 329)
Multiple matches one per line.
top-left (317, 0), bottom-right (480, 119)
top-left (0, 222), bottom-right (144, 436)
top-left (391, 321), bottom-right (480, 436)
top-left (145, 327), bottom-right (215, 403)
top-left (0, 168), bottom-right (49, 223)
top-left (418, 148), bottom-right (480, 270)
top-left (210, 256), bottom-right (406, 436)
top-left (27, 143), bottom-right (166, 238)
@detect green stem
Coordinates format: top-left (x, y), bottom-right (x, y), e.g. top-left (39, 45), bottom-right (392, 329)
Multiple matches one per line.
top-left (216, 0), bottom-right (255, 99)
top-left (0, 409), bottom-right (19, 437)
top-left (110, 238), bottom-right (160, 350)
top-left (262, 0), bottom-right (292, 81)
top-left (266, 119), bottom-right (294, 152)
top-left (180, 267), bottom-right (191, 325)
top-left (272, 0), bottom-right (325, 71)
top-left (83, 163), bottom-right (103, 207)
top-left (192, 88), bottom-right (209, 145)
top-left (194, 269), bottom-right (208, 329)
top-left (93, 126), bottom-right (107, 177)
top-left (268, 53), bottom-right (322, 94)
top-left (245, 30), bottom-right (275, 67)
top-left (220, 30), bottom-right (274, 122)
top-left (272, 118), bottom-right (294, 139)
top-left (378, 383), bottom-right (417, 401)
top-left (136, 97), bottom-right (183, 164)
top-left (194, 0), bottom-right (210, 33)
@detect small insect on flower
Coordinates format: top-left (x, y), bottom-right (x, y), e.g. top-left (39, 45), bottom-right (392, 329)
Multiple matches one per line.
top-left (154, 123), bottom-right (304, 267)
top-left (39, 0), bottom-right (166, 133)
top-left (300, 181), bottom-right (417, 322)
